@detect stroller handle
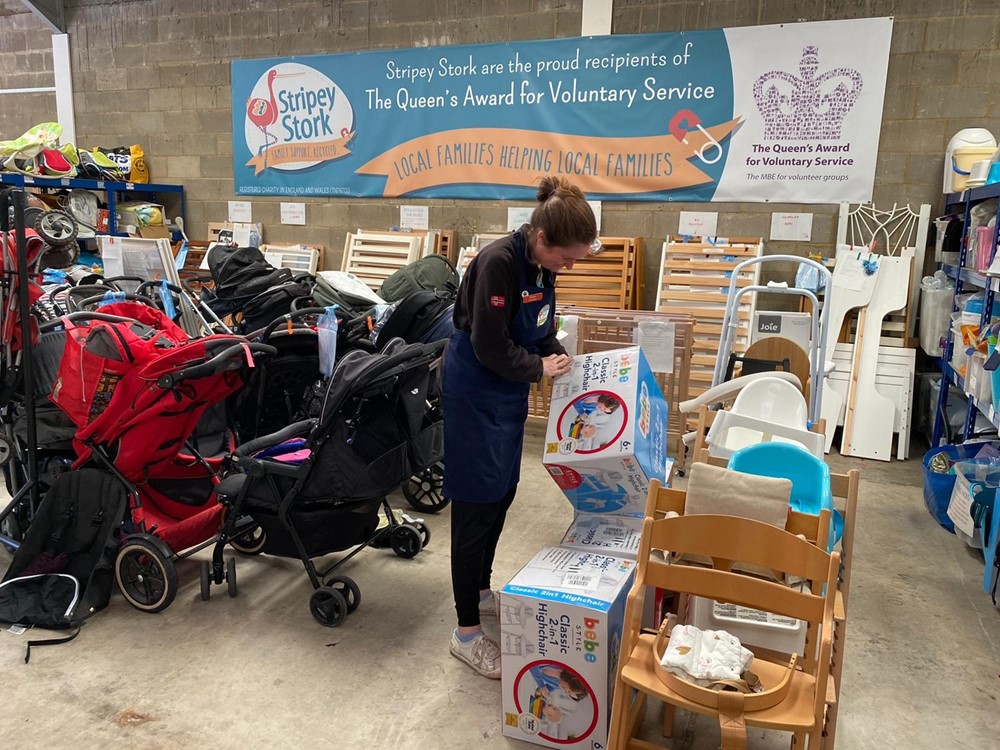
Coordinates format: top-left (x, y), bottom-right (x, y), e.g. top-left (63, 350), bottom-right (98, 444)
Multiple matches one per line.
top-left (260, 306), bottom-right (331, 342)
top-left (60, 311), bottom-right (147, 326)
top-left (102, 275), bottom-right (147, 288)
top-left (78, 293), bottom-right (158, 309)
top-left (156, 342), bottom-right (277, 388)
top-left (136, 280), bottom-right (183, 296)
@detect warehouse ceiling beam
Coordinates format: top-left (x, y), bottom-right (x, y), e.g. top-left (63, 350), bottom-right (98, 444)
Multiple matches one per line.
top-left (20, 0), bottom-right (65, 33)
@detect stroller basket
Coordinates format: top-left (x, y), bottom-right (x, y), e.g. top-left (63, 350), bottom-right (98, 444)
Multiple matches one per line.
top-left (249, 497), bottom-right (383, 558)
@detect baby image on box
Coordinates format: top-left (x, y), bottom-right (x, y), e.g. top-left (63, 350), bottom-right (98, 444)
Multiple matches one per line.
top-left (557, 392), bottom-right (626, 454)
top-left (515, 662), bottom-right (598, 742)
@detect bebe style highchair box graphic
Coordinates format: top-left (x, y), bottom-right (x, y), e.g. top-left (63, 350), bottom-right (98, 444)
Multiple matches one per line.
top-left (543, 346), bottom-right (670, 518)
top-left (500, 547), bottom-right (635, 750)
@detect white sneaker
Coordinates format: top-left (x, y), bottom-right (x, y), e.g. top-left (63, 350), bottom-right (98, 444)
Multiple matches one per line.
top-left (450, 630), bottom-right (502, 679)
top-left (479, 591), bottom-right (499, 619)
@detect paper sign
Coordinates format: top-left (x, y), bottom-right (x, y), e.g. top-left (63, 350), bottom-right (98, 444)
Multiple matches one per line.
top-left (400, 205), bottom-right (429, 230)
top-left (587, 200), bottom-right (602, 232)
top-left (101, 235), bottom-right (124, 276)
top-left (834, 254), bottom-right (871, 292)
top-left (228, 200), bottom-right (252, 223)
top-left (230, 222), bottom-right (254, 246)
top-left (280, 202), bottom-right (306, 225)
top-left (678, 211), bottom-right (718, 237)
top-left (507, 207), bottom-right (533, 231)
top-left (770, 212), bottom-right (813, 242)
top-left (635, 321), bottom-right (675, 373)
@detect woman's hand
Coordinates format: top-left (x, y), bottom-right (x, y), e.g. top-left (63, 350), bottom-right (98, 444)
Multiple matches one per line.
top-left (542, 353), bottom-right (573, 378)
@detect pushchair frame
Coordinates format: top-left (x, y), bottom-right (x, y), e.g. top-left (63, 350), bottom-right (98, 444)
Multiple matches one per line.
top-left (205, 339), bottom-right (445, 627)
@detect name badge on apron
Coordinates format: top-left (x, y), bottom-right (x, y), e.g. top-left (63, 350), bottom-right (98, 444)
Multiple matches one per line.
top-left (522, 291), bottom-right (543, 304)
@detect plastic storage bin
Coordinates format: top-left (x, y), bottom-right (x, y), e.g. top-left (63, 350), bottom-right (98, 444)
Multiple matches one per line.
top-left (920, 287), bottom-right (952, 357)
top-left (922, 443), bottom-right (992, 532)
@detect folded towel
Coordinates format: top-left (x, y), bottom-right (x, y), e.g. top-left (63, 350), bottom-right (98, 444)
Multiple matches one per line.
top-left (660, 624), bottom-right (754, 684)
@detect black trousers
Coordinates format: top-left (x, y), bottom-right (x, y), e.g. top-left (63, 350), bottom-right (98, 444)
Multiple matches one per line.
top-left (450, 485), bottom-right (517, 628)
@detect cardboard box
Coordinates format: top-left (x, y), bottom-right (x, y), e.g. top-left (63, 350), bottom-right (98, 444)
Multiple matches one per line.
top-left (137, 225), bottom-right (171, 240)
top-left (560, 514), bottom-right (643, 559)
top-left (751, 311), bottom-right (811, 351)
top-left (500, 547), bottom-right (635, 750)
top-left (543, 347), bottom-right (671, 518)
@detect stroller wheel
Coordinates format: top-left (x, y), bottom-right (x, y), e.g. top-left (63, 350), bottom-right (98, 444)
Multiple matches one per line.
top-left (402, 462), bottom-right (449, 514)
top-left (226, 557), bottom-right (238, 598)
top-left (324, 576), bottom-right (361, 614)
top-left (200, 561), bottom-right (211, 601)
top-left (389, 524), bottom-right (423, 559)
top-left (35, 209), bottom-right (78, 245)
top-left (230, 526), bottom-right (267, 555)
top-left (115, 536), bottom-right (177, 613)
top-left (0, 435), bottom-right (12, 467)
top-left (309, 586), bottom-right (348, 627)
top-left (410, 520), bottom-right (431, 549)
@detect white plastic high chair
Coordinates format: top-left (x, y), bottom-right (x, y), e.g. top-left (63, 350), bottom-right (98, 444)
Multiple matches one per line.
top-left (679, 371), bottom-right (826, 459)
top-left (706, 376), bottom-right (824, 458)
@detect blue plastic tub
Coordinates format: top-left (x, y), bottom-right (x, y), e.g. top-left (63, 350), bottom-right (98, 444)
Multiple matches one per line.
top-left (921, 444), bottom-right (988, 533)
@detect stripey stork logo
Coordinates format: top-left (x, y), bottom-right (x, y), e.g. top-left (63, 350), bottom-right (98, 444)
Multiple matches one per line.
top-left (244, 62), bottom-right (355, 175)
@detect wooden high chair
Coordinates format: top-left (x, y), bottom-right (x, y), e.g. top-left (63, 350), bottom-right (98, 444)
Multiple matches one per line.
top-left (695, 449), bottom-right (859, 749)
top-left (607, 484), bottom-right (841, 750)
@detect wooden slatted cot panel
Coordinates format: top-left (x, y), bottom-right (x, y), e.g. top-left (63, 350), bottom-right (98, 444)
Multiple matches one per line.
top-left (659, 237), bottom-right (764, 426)
top-left (358, 228), bottom-right (455, 260)
top-left (342, 231), bottom-right (422, 292)
top-left (473, 233), bottom-right (507, 251)
top-left (173, 241), bottom-right (212, 286)
top-left (554, 236), bottom-right (641, 310)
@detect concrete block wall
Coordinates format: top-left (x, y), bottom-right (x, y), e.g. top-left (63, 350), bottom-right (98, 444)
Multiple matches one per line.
top-left (0, 0), bottom-right (998, 307)
top-left (0, 0), bottom-right (57, 138)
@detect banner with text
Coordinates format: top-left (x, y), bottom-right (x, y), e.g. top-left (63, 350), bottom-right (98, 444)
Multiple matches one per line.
top-left (231, 17), bottom-right (891, 202)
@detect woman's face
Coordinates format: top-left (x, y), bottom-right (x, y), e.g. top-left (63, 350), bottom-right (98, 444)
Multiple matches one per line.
top-left (533, 231), bottom-right (590, 273)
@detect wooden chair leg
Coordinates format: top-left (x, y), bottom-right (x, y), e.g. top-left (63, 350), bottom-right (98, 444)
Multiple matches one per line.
top-left (662, 702), bottom-right (676, 738)
top-left (792, 732), bottom-right (807, 748)
top-left (607, 680), bottom-right (630, 750)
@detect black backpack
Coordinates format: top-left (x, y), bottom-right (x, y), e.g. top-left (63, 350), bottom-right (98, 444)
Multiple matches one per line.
top-left (207, 245), bottom-right (293, 310)
top-left (0, 469), bottom-right (126, 661)
top-left (375, 289), bottom-right (455, 348)
top-left (239, 278), bottom-right (315, 333)
top-left (379, 255), bottom-right (459, 302)
top-left (313, 273), bottom-right (382, 320)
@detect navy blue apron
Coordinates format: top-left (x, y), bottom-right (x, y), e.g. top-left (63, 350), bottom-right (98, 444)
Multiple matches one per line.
top-left (443, 231), bottom-right (555, 504)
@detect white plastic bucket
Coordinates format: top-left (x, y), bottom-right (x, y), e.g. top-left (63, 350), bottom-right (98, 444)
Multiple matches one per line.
top-left (944, 128), bottom-right (996, 193)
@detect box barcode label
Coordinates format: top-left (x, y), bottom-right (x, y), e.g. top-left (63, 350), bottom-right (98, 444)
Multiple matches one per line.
top-left (600, 527), bottom-right (628, 538)
top-left (562, 573), bottom-right (597, 590)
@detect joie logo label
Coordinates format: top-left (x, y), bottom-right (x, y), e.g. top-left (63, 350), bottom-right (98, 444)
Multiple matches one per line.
top-left (757, 314), bottom-right (782, 334)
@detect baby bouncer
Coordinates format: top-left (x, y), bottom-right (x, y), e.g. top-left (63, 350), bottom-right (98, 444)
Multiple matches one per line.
top-left (680, 256), bottom-right (833, 460)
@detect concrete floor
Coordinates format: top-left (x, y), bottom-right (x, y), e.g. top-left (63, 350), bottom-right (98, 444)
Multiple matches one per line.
top-left (1, 426), bottom-right (998, 750)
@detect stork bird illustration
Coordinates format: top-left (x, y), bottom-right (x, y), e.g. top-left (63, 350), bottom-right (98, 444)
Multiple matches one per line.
top-left (246, 69), bottom-right (300, 167)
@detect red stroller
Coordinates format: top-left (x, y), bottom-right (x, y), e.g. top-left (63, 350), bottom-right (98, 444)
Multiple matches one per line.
top-left (51, 302), bottom-right (273, 612)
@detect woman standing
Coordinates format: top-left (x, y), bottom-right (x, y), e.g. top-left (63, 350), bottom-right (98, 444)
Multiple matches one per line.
top-left (443, 176), bottom-right (600, 678)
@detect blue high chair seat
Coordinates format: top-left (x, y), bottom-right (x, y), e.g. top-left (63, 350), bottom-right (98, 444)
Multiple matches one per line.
top-left (727, 442), bottom-right (843, 549)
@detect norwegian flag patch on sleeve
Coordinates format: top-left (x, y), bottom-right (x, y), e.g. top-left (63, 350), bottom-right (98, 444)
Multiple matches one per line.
top-left (489, 295), bottom-right (506, 308)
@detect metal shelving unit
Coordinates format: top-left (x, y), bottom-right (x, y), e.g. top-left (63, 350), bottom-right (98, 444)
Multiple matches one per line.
top-left (932, 183), bottom-right (1000, 444)
top-left (0, 173), bottom-right (185, 235)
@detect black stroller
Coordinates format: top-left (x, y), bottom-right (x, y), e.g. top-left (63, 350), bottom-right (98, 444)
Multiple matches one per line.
top-left (206, 338), bottom-right (444, 626)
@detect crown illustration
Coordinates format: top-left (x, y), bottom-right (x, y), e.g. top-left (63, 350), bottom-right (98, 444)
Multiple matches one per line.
top-left (753, 46), bottom-right (863, 141)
